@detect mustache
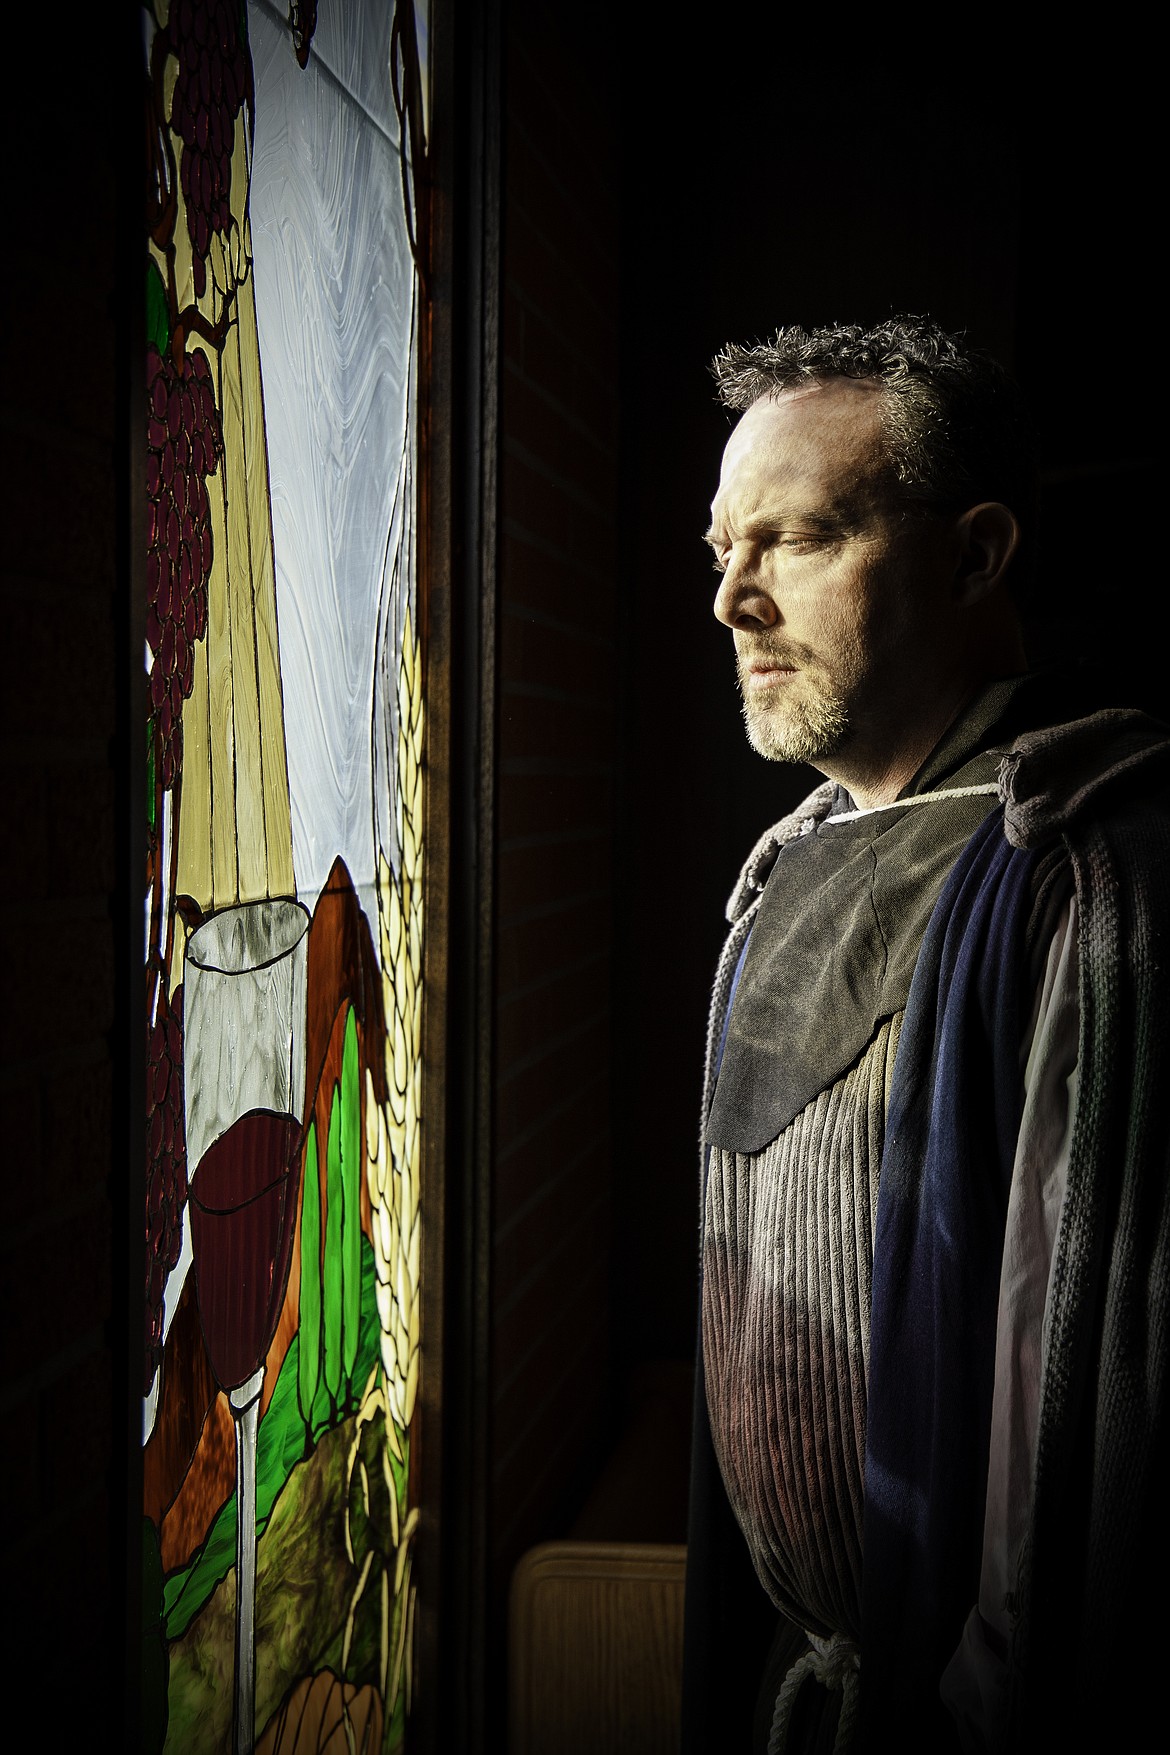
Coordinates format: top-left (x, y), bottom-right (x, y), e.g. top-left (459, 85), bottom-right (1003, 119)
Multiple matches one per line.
top-left (734, 637), bottom-right (815, 672)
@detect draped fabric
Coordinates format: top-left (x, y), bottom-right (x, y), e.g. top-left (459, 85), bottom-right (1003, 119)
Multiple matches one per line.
top-left (684, 694), bottom-right (1170, 1755)
top-left (861, 811), bottom-right (1039, 1742)
top-left (703, 1019), bottom-right (901, 1643)
top-left (1008, 793), bottom-right (1170, 1746)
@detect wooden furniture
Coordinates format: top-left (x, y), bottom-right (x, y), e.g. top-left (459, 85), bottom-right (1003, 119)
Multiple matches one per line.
top-left (508, 1541), bottom-right (687, 1755)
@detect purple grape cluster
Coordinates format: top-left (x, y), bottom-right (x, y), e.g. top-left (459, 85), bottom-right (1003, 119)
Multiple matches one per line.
top-left (147, 342), bottom-right (222, 789)
top-left (167, 0), bottom-right (253, 298)
top-left (145, 984), bottom-right (188, 1396)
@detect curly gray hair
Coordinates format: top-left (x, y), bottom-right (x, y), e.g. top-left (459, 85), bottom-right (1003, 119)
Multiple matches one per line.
top-left (712, 316), bottom-right (1038, 589)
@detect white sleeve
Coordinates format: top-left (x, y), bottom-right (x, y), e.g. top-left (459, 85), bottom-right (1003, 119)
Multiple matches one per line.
top-left (940, 892), bottom-right (1079, 1753)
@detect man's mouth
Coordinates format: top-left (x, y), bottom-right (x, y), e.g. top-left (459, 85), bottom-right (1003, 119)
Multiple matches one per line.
top-left (742, 660), bottom-right (798, 691)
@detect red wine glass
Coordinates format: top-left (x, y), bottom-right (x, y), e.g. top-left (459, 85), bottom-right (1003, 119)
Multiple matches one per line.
top-left (183, 898), bottom-right (310, 1755)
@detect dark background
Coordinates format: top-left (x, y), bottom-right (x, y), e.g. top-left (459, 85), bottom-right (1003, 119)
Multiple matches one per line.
top-left (1, 6), bottom-right (1159, 1744)
top-left (610, 30), bottom-right (1162, 1379)
top-left (479, 16), bottom-right (1162, 1746)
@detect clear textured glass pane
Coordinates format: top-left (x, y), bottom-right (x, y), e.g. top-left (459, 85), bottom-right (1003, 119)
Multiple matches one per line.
top-left (250, 0), bottom-right (417, 915)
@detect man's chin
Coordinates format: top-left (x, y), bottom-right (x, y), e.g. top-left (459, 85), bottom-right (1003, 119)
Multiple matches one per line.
top-left (743, 700), bottom-right (849, 767)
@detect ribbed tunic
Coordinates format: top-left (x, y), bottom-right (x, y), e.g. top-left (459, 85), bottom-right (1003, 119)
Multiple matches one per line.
top-left (701, 1015), bottom-right (902, 1642)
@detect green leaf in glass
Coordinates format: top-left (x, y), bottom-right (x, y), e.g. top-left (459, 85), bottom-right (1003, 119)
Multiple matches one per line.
top-left (340, 1007), bottom-right (361, 1382)
top-left (141, 1517), bottom-right (168, 1754)
top-left (146, 260), bottom-right (169, 358)
top-left (297, 1118), bottom-right (321, 1427)
top-left (146, 719), bottom-right (157, 831)
top-left (323, 1079), bottom-right (343, 1406)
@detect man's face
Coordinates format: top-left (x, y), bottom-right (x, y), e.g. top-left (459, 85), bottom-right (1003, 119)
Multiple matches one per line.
top-left (706, 380), bottom-right (958, 775)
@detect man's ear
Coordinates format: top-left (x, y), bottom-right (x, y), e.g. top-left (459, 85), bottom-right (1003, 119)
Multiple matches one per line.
top-left (953, 501), bottom-right (1020, 604)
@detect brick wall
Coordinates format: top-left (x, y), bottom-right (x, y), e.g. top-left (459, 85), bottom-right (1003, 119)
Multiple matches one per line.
top-left (490, 0), bottom-right (622, 1613)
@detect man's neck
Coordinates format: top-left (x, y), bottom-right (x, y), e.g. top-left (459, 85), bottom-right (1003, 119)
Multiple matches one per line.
top-left (820, 671), bottom-right (1027, 810)
top-left (822, 712), bottom-right (969, 811)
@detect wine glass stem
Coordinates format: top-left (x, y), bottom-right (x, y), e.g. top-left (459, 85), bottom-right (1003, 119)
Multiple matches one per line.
top-left (232, 1368), bottom-right (264, 1755)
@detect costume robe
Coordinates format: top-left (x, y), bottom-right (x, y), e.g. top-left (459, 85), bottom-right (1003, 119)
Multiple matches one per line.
top-left (683, 674), bottom-right (1170, 1752)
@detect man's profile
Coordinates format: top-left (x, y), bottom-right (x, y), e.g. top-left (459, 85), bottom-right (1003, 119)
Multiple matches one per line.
top-left (681, 318), bottom-right (1169, 1752)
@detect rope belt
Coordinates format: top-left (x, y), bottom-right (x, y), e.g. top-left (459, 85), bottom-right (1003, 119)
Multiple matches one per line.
top-left (824, 782), bottom-right (1000, 825)
top-left (767, 1631), bottom-right (861, 1755)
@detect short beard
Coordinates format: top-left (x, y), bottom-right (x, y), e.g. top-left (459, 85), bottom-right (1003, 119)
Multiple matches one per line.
top-left (736, 653), bottom-right (851, 766)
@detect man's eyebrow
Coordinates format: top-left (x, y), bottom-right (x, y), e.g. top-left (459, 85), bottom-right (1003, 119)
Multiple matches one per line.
top-left (787, 510), bottom-right (849, 534)
top-left (702, 509), bottom-right (849, 547)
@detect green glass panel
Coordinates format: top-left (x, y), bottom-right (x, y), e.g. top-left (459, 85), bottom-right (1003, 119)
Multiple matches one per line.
top-left (297, 1118), bottom-right (321, 1426)
top-left (145, 259), bottom-right (169, 357)
top-left (163, 1234), bottom-right (380, 1640)
top-left (323, 1079), bottom-right (343, 1404)
top-left (141, 1517), bottom-right (168, 1754)
top-left (340, 1007), bottom-right (361, 1381)
top-left (146, 721), bottom-right (156, 831)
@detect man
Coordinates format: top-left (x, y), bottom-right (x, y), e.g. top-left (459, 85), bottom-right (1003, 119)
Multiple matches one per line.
top-left (681, 317), bottom-right (1170, 1752)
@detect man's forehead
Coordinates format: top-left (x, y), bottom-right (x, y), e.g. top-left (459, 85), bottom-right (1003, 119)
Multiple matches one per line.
top-left (712, 377), bottom-right (886, 515)
top-left (727, 377), bottom-right (883, 450)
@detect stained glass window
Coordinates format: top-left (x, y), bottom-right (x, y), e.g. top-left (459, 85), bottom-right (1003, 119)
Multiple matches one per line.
top-left (142, 3), bottom-right (429, 1748)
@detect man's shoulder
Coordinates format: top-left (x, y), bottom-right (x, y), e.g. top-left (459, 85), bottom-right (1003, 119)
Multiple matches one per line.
top-left (999, 706), bottom-right (1170, 852)
top-left (723, 779), bottom-right (837, 924)
top-left (722, 699), bottom-right (1170, 927)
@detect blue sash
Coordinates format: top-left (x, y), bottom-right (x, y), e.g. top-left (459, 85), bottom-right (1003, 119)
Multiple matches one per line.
top-left (862, 809), bottom-right (1039, 1736)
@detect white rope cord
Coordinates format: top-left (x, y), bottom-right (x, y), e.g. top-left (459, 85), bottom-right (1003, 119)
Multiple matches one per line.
top-left (767, 1631), bottom-right (862, 1755)
top-left (825, 782), bottom-right (1000, 825)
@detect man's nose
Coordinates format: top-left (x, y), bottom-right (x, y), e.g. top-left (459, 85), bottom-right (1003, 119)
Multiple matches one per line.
top-left (713, 550), bottom-right (779, 630)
